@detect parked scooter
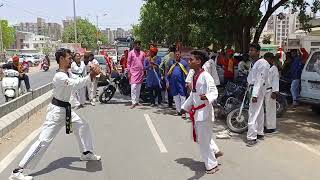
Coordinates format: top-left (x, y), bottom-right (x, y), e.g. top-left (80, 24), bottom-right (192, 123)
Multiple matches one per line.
top-left (1, 69), bottom-right (26, 102)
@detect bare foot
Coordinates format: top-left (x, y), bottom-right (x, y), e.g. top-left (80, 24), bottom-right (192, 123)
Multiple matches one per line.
top-left (206, 166), bottom-right (219, 174)
top-left (130, 104), bottom-right (137, 109)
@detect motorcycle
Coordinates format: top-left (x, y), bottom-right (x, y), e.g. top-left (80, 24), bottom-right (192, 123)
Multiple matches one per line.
top-left (222, 79), bottom-right (288, 133)
top-left (40, 59), bottom-right (49, 72)
top-left (1, 69), bottom-right (26, 102)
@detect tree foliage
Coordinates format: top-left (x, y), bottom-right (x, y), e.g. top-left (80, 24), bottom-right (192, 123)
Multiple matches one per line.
top-left (134, 0), bottom-right (320, 52)
top-left (0, 20), bottom-right (15, 49)
top-left (62, 18), bottom-right (107, 50)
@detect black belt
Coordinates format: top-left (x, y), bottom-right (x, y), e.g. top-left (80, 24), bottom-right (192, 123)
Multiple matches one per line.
top-left (51, 97), bottom-right (72, 134)
top-left (249, 83), bottom-right (265, 87)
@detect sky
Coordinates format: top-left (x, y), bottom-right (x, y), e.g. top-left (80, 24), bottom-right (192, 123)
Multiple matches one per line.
top-left (0, 0), bottom-right (144, 30)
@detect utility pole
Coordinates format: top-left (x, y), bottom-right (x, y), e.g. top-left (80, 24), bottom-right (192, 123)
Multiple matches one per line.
top-left (73, 0), bottom-right (77, 43)
top-left (0, 3), bottom-right (4, 55)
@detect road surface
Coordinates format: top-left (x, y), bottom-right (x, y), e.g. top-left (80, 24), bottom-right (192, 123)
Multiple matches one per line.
top-left (0, 93), bottom-right (320, 180)
top-left (0, 62), bottom-right (57, 105)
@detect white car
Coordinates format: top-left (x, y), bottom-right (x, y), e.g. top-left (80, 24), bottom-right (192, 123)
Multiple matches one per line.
top-left (106, 49), bottom-right (118, 63)
top-left (20, 54), bottom-right (41, 66)
top-left (299, 50), bottom-right (320, 113)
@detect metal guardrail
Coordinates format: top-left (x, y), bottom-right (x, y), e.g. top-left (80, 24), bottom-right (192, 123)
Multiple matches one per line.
top-left (0, 82), bottom-right (53, 118)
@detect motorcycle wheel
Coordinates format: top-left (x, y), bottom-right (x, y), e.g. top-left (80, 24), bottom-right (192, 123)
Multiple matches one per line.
top-left (226, 107), bottom-right (249, 134)
top-left (99, 86), bottom-right (116, 103)
top-left (5, 97), bottom-right (14, 102)
top-left (276, 95), bottom-right (287, 118)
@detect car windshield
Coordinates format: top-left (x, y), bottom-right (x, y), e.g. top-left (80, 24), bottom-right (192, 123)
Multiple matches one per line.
top-left (306, 52), bottom-right (320, 73)
top-left (107, 50), bottom-right (116, 56)
top-left (95, 56), bottom-right (106, 65)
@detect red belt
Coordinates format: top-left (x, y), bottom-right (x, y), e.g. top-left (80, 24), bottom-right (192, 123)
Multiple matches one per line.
top-left (189, 104), bottom-right (206, 142)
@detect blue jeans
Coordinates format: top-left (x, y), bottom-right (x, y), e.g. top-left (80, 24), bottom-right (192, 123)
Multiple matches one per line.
top-left (290, 79), bottom-right (300, 102)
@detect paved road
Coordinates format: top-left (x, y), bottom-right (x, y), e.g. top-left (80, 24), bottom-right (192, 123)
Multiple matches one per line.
top-left (0, 94), bottom-right (320, 180)
top-left (0, 63), bottom-right (57, 104)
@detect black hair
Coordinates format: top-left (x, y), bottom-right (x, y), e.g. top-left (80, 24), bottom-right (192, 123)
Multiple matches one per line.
top-left (264, 52), bottom-right (275, 60)
top-left (190, 50), bottom-right (209, 66)
top-left (249, 43), bottom-right (261, 51)
top-left (134, 40), bottom-right (141, 45)
top-left (55, 48), bottom-right (71, 64)
top-left (242, 53), bottom-right (249, 61)
top-left (169, 45), bottom-right (176, 53)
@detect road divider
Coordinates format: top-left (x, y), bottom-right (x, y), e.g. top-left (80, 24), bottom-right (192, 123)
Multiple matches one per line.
top-left (0, 84), bottom-right (53, 138)
top-left (0, 83), bottom-right (53, 119)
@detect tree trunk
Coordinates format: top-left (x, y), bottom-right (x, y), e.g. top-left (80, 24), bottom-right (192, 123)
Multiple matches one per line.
top-left (242, 25), bottom-right (251, 53)
top-left (253, 0), bottom-right (288, 44)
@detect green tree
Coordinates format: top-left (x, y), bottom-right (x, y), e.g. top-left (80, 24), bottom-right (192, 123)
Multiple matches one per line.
top-left (262, 35), bottom-right (272, 44)
top-left (136, 0), bottom-right (320, 52)
top-left (0, 20), bottom-right (15, 49)
top-left (62, 18), bottom-right (98, 50)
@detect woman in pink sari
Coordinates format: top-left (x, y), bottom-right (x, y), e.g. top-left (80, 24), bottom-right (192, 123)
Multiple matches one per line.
top-left (127, 40), bottom-right (145, 108)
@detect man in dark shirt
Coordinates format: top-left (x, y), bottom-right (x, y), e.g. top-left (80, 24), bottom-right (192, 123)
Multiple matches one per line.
top-left (2, 55), bottom-right (31, 91)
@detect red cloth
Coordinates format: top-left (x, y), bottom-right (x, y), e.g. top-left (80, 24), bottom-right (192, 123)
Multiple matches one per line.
top-left (189, 104), bottom-right (206, 142)
top-left (300, 48), bottom-right (309, 64)
top-left (222, 58), bottom-right (238, 79)
top-left (120, 55), bottom-right (128, 73)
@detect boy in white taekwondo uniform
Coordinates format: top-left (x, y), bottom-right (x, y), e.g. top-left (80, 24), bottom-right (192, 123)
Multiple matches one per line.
top-left (181, 50), bottom-right (220, 174)
top-left (9, 48), bottom-right (101, 180)
top-left (71, 53), bottom-right (87, 109)
top-left (264, 52), bottom-right (279, 134)
top-left (185, 51), bottom-right (223, 158)
top-left (246, 44), bottom-right (270, 147)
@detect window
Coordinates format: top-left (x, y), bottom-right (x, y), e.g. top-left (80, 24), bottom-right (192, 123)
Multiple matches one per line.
top-left (306, 52), bottom-right (320, 72)
top-left (311, 42), bottom-right (320, 46)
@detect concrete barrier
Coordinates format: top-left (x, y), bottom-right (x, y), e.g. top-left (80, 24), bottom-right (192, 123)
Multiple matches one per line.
top-left (0, 82), bottom-right (53, 119)
top-left (0, 90), bottom-right (53, 138)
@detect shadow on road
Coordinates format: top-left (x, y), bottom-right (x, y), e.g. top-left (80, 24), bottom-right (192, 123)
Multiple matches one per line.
top-left (29, 157), bottom-right (102, 177)
top-left (175, 158), bottom-right (206, 180)
top-left (276, 106), bottom-right (320, 146)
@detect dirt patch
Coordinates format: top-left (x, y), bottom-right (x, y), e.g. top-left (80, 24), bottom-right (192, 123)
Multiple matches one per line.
top-left (0, 106), bottom-right (47, 160)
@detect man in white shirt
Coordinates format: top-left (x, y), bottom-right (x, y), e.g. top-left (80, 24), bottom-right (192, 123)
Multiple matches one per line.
top-left (87, 53), bottom-right (100, 106)
top-left (9, 48), bottom-right (101, 180)
top-left (246, 44), bottom-right (270, 147)
top-left (70, 53), bottom-right (87, 109)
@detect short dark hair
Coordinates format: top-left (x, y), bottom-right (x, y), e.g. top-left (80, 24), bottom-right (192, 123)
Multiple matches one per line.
top-left (249, 43), bottom-right (261, 51)
top-left (134, 40), bottom-right (141, 45)
top-left (169, 45), bottom-right (176, 53)
top-left (55, 48), bottom-right (71, 64)
top-left (190, 50), bottom-right (209, 66)
top-left (264, 52), bottom-right (274, 60)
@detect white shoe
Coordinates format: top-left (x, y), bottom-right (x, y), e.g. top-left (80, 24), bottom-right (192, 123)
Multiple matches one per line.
top-left (9, 170), bottom-right (33, 180)
top-left (80, 153), bottom-right (101, 161)
top-left (90, 101), bottom-right (96, 106)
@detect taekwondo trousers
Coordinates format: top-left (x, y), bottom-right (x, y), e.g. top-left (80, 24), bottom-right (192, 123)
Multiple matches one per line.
top-left (195, 120), bottom-right (218, 170)
top-left (131, 83), bottom-right (142, 105)
top-left (247, 89), bottom-right (265, 140)
top-left (71, 87), bottom-right (86, 107)
top-left (18, 104), bottom-right (94, 170)
top-left (88, 80), bottom-right (98, 102)
top-left (265, 90), bottom-right (277, 130)
top-left (174, 95), bottom-right (186, 113)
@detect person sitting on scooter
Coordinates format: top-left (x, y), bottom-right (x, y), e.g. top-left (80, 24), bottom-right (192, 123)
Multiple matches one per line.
top-left (2, 55), bottom-right (32, 92)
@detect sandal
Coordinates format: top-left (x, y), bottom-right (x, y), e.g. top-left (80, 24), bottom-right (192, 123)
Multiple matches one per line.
top-left (206, 166), bottom-right (219, 174)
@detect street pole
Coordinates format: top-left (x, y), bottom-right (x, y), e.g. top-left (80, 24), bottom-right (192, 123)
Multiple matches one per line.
top-left (73, 0), bottom-right (77, 43)
top-left (0, 3), bottom-right (4, 62)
